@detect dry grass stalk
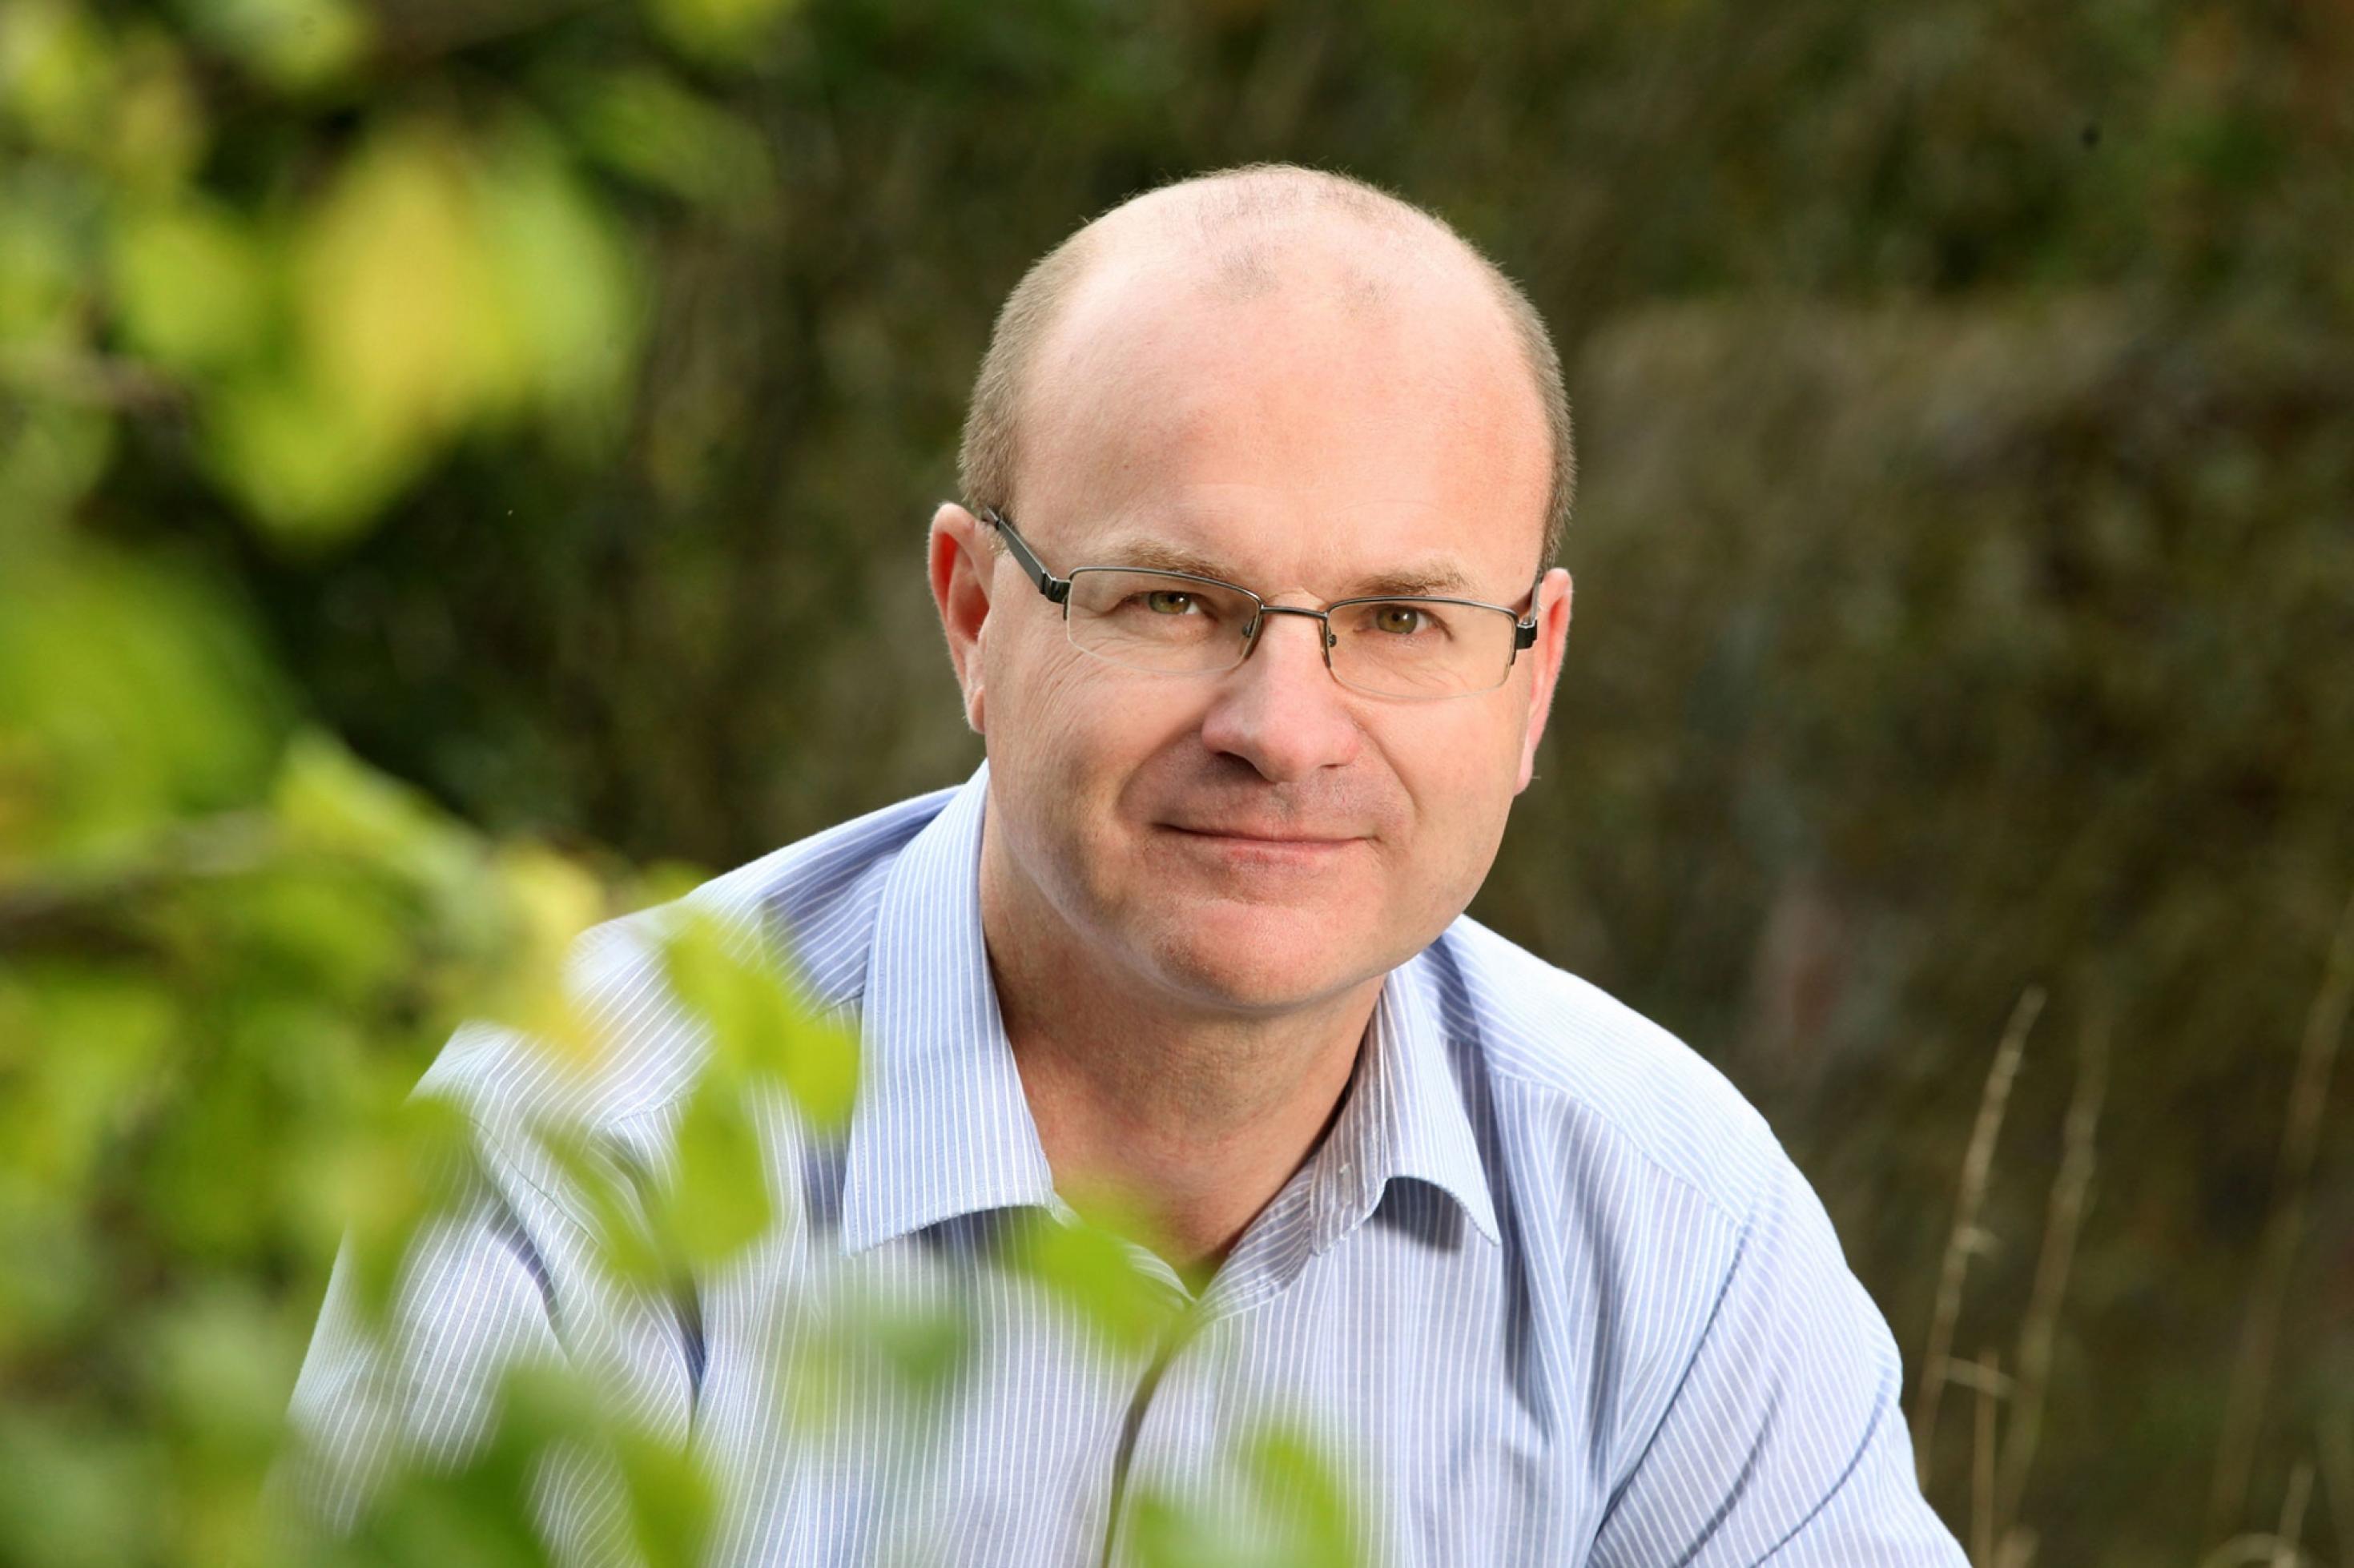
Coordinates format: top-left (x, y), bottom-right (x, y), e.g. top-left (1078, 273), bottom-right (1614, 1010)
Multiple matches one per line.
top-left (1972, 1348), bottom-right (2002, 1568)
top-left (2271, 1461), bottom-right (2312, 1568)
top-left (1998, 996), bottom-right (2110, 1534)
top-left (2211, 888), bottom-right (2354, 1533)
top-left (1913, 986), bottom-right (2044, 1483)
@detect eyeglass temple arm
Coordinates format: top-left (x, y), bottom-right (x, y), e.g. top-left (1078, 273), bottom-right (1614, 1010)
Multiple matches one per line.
top-left (978, 508), bottom-right (1071, 605)
top-left (1511, 569), bottom-right (1547, 651)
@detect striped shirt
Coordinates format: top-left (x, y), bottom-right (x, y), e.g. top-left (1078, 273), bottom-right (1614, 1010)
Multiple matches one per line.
top-left (282, 763), bottom-right (1966, 1565)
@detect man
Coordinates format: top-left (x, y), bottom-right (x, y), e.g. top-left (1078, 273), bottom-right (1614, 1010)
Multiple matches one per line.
top-left (285, 165), bottom-right (1966, 1564)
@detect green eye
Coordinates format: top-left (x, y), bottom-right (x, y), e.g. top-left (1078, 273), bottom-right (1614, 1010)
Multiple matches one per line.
top-left (1144, 590), bottom-right (1197, 615)
top-left (1372, 605), bottom-right (1426, 635)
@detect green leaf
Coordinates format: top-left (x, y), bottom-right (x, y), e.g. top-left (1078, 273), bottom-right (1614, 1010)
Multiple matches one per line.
top-left (103, 26), bottom-right (207, 193)
top-left (615, 1427), bottom-right (714, 1568)
top-left (292, 123), bottom-right (521, 440)
top-left (475, 126), bottom-right (644, 451)
top-left (1016, 1212), bottom-right (1180, 1356)
top-left (110, 196), bottom-right (271, 375)
top-left (202, 363), bottom-right (424, 545)
top-left (560, 68), bottom-right (775, 213)
top-left (662, 913), bottom-right (858, 1132)
top-left (664, 1073), bottom-right (773, 1267)
top-left (0, 1), bottom-right (119, 155)
top-left (0, 547), bottom-right (282, 867)
top-left (179, 0), bottom-right (369, 93)
top-left (640, 0), bottom-right (803, 67)
top-left (534, 1122), bottom-right (668, 1290)
top-left (336, 1093), bottom-right (477, 1325)
top-left (1241, 1423), bottom-right (1361, 1568)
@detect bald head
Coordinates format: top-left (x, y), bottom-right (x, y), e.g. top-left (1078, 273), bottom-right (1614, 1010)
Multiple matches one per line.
top-left (958, 165), bottom-right (1575, 566)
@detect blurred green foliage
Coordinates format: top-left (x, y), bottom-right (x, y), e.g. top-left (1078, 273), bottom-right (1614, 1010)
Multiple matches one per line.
top-left (2, 0), bottom-right (1338, 1558)
top-left (2, 0), bottom-right (2350, 1562)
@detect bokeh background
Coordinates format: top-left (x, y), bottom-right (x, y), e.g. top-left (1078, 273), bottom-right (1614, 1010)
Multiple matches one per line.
top-left (4, 0), bottom-right (2351, 1562)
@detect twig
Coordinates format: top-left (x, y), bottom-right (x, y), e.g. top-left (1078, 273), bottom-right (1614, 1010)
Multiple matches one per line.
top-left (2211, 887), bottom-right (2354, 1532)
top-left (2000, 995), bottom-right (2109, 1531)
top-left (1972, 1348), bottom-right (2002, 1568)
top-left (1913, 987), bottom-right (2044, 1482)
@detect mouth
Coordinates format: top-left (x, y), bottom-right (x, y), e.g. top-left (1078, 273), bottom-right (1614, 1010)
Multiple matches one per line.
top-left (1161, 824), bottom-right (1366, 852)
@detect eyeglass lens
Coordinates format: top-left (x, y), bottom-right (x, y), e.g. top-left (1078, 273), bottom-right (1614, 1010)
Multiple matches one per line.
top-left (1062, 569), bottom-right (1517, 698)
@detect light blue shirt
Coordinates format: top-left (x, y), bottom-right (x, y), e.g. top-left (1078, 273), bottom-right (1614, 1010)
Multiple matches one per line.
top-left (283, 764), bottom-right (1965, 1564)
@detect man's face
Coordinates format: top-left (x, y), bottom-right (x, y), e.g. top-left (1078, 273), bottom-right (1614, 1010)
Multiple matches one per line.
top-left (944, 241), bottom-right (1571, 1016)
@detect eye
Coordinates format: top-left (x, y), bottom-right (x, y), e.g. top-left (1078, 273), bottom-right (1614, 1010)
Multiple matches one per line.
top-left (1141, 589), bottom-right (1199, 615)
top-left (1370, 604), bottom-right (1427, 635)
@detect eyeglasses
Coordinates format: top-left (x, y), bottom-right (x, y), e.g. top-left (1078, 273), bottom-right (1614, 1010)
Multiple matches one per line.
top-left (979, 508), bottom-right (1541, 702)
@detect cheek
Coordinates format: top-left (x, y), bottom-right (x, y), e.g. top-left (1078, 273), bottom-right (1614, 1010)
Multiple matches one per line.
top-left (984, 633), bottom-right (1197, 842)
top-left (1385, 707), bottom-right (1526, 866)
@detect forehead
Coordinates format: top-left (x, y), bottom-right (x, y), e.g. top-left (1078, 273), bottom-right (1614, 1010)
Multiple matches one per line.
top-left (1016, 235), bottom-right (1549, 584)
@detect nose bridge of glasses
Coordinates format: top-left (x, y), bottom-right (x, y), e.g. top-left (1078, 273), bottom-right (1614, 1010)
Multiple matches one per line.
top-left (1244, 601), bottom-right (1338, 659)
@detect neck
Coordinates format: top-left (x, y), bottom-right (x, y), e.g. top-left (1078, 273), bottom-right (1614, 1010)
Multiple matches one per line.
top-left (978, 820), bottom-right (1379, 1277)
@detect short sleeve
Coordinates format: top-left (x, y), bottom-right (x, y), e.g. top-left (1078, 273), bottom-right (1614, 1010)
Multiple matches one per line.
top-left (1589, 1155), bottom-right (1966, 1566)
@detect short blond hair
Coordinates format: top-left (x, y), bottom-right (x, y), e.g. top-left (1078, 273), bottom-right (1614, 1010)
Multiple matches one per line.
top-left (957, 164), bottom-right (1575, 567)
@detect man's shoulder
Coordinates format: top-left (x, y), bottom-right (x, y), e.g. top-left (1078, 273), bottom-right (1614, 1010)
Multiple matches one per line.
top-left (1434, 915), bottom-right (1787, 1229)
top-left (420, 781), bottom-right (961, 1136)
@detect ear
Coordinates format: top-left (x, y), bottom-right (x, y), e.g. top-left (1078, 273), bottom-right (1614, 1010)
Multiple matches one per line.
top-left (1514, 568), bottom-right (1575, 793)
top-left (929, 502), bottom-right (997, 735)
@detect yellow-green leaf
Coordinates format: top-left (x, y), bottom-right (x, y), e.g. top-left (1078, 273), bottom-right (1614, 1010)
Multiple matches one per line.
top-left (183, 0), bottom-right (368, 93)
top-left (665, 1075), bottom-right (773, 1267)
top-left (110, 197), bottom-right (270, 374)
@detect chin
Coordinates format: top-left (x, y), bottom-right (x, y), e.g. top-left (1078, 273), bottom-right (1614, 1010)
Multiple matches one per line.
top-left (1132, 900), bottom-right (1386, 1014)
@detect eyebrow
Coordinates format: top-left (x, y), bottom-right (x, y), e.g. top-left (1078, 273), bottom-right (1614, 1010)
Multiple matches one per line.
top-left (1087, 534), bottom-right (1482, 599)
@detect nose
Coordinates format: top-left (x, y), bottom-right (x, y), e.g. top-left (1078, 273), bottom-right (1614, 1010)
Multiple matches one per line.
top-left (1197, 607), bottom-right (1362, 782)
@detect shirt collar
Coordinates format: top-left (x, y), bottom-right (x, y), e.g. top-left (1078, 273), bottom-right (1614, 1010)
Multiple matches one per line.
top-left (837, 762), bottom-right (1500, 1256)
top-left (1310, 947), bottom-right (1502, 1251)
top-left (839, 762), bottom-right (1058, 1254)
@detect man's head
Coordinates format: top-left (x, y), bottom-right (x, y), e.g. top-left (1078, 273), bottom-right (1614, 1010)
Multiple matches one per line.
top-left (931, 164), bottom-right (1576, 1016)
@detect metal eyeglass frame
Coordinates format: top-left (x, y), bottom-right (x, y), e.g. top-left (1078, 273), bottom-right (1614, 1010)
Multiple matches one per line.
top-left (977, 506), bottom-right (1542, 699)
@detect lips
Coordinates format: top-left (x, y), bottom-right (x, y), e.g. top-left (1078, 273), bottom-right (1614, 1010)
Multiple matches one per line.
top-left (1163, 823), bottom-right (1364, 846)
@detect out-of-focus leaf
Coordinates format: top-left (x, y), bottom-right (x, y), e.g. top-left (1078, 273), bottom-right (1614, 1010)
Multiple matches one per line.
top-left (110, 196), bottom-right (271, 375)
top-left (104, 26), bottom-right (207, 192)
top-left (617, 1427), bottom-right (714, 1568)
top-left (774, 1282), bottom-right (972, 1442)
top-left (1241, 1423), bottom-right (1360, 1568)
top-left (180, 0), bottom-right (368, 93)
top-left (272, 733), bottom-right (474, 897)
top-left (0, 400), bottom-right (115, 538)
top-left (662, 912), bottom-right (858, 1132)
top-left (475, 127), bottom-right (644, 452)
top-left (0, 1413), bottom-right (157, 1568)
top-left (666, 1072), bottom-right (773, 1266)
top-left (0, 964), bottom-right (174, 1191)
top-left (536, 1122), bottom-right (669, 1289)
top-left (641, 0), bottom-right (802, 66)
top-left (560, 67), bottom-right (775, 213)
top-left (145, 1285), bottom-right (300, 1461)
top-left (0, 171), bottom-right (94, 350)
top-left (1125, 1422), bottom-right (1362, 1568)
top-left (1016, 1212), bottom-right (1180, 1356)
top-left (0, 547), bottom-right (282, 868)
top-left (0, 1), bottom-right (119, 154)
top-left (293, 123), bottom-right (517, 446)
top-left (201, 362), bottom-right (421, 545)
top-left (478, 842), bottom-right (606, 1063)
top-left (332, 1092), bottom-right (477, 1324)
